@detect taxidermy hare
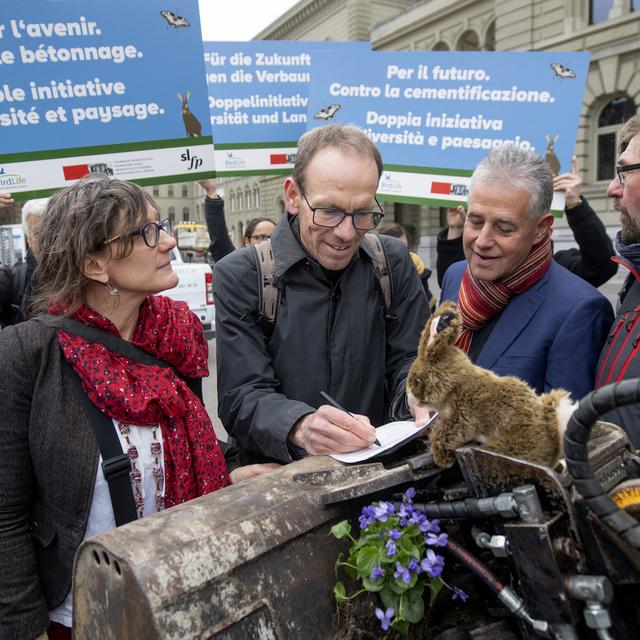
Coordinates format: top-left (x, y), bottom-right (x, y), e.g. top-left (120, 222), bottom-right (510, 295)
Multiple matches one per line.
top-left (407, 302), bottom-right (575, 468)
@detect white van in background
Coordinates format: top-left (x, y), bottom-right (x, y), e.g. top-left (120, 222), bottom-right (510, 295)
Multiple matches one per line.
top-left (162, 248), bottom-right (215, 336)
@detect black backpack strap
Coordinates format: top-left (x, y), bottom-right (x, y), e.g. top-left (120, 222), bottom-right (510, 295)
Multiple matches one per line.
top-left (70, 373), bottom-right (138, 526)
top-left (251, 239), bottom-right (280, 323)
top-left (365, 233), bottom-right (392, 312)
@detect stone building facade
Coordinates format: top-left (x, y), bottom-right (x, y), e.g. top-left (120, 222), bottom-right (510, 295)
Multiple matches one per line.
top-left (157, 0), bottom-right (640, 263)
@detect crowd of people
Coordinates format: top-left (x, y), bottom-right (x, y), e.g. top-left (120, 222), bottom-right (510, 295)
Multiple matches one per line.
top-left (1, 117), bottom-right (640, 638)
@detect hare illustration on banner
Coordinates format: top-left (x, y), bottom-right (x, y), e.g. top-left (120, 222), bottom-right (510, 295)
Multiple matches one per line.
top-left (178, 91), bottom-right (202, 137)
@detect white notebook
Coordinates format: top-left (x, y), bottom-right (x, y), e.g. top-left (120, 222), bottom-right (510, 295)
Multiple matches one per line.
top-left (330, 413), bottom-right (438, 464)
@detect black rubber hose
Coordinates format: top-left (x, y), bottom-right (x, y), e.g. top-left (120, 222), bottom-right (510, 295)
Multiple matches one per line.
top-left (444, 537), bottom-right (504, 595)
top-left (564, 379), bottom-right (640, 548)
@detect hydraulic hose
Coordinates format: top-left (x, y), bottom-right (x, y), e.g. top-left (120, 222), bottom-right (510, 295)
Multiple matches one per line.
top-left (564, 379), bottom-right (640, 548)
top-left (445, 537), bottom-right (547, 635)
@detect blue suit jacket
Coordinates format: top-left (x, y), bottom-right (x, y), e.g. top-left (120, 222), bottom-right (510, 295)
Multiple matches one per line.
top-left (441, 260), bottom-right (614, 400)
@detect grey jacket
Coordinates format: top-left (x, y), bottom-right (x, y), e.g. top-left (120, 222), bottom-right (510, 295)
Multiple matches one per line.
top-left (0, 320), bottom-right (100, 639)
top-left (213, 215), bottom-right (429, 464)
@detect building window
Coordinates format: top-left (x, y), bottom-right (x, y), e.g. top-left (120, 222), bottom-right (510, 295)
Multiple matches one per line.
top-left (182, 207), bottom-right (189, 222)
top-left (432, 41), bottom-right (449, 51)
top-left (167, 185), bottom-right (174, 197)
top-left (152, 186), bottom-right (159, 197)
top-left (168, 206), bottom-right (175, 222)
top-left (456, 30), bottom-right (480, 51)
top-left (245, 188), bottom-right (251, 209)
top-left (590, 0), bottom-right (614, 24)
top-left (237, 190), bottom-right (244, 209)
top-left (634, 0), bottom-right (640, 12)
top-left (596, 96), bottom-right (636, 181)
top-left (254, 187), bottom-right (260, 209)
top-left (181, 184), bottom-right (188, 197)
top-left (230, 194), bottom-right (235, 212)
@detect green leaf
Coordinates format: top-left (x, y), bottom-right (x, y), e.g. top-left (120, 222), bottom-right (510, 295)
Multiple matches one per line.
top-left (362, 575), bottom-right (385, 592)
top-left (428, 578), bottom-right (444, 606)
top-left (400, 587), bottom-right (425, 624)
top-left (356, 546), bottom-right (379, 578)
top-left (397, 537), bottom-right (420, 559)
top-left (381, 585), bottom-right (400, 612)
top-left (334, 582), bottom-right (348, 602)
top-left (330, 520), bottom-right (351, 539)
top-left (391, 618), bottom-right (410, 636)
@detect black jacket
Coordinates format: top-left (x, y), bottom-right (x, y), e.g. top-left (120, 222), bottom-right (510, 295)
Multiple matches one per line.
top-left (436, 197), bottom-right (617, 288)
top-left (596, 257), bottom-right (640, 447)
top-left (0, 250), bottom-right (37, 327)
top-left (213, 215), bottom-right (429, 463)
top-left (203, 196), bottom-right (235, 262)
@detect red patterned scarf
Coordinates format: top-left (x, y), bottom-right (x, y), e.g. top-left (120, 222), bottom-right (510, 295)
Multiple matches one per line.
top-left (456, 234), bottom-right (552, 352)
top-left (55, 295), bottom-right (229, 507)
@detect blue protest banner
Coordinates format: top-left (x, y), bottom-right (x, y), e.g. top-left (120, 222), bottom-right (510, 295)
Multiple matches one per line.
top-left (306, 50), bottom-right (590, 209)
top-left (0, 0), bottom-right (214, 199)
top-left (203, 40), bottom-right (369, 176)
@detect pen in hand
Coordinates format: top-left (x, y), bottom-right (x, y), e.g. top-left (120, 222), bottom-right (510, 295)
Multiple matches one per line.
top-left (319, 390), bottom-right (382, 447)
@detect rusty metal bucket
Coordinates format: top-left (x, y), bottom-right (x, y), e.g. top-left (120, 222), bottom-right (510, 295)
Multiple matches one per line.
top-left (73, 452), bottom-right (438, 639)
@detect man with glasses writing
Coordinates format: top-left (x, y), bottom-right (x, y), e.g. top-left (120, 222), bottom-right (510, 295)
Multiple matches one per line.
top-left (213, 125), bottom-right (429, 463)
top-left (596, 115), bottom-right (640, 447)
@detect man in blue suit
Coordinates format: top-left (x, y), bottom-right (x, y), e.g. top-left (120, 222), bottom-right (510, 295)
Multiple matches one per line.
top-left (441, 144), bottom-right (613, 400)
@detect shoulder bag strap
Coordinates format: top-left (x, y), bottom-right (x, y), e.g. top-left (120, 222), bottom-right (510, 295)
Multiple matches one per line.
top-left (70, 373), bottom-right (138, 526)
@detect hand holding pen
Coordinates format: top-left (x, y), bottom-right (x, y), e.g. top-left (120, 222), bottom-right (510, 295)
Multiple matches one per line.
top-left (320, 391), bottom-right (382, 446)
top-left (288, 391), bottom-right (379, 455)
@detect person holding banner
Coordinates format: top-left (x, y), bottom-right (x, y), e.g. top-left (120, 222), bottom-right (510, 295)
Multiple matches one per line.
top-left (0, 193), bottom-right (14, 208)
top-left (440, 144), bottom-right (612, 401)
top-left (0, 175), bottom-right (277, 640)
top-left (436, 158), bottom-right (618, 289)
top-left (214, 125), bottom-right (430, 464)
top-left (198, 179), bottom-right (276, 262)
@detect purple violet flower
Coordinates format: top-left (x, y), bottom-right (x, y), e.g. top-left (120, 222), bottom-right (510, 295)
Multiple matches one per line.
top-left (426, 532), bottom-right (449, 547)
top-left (375, 607), bottom-right (395, 632)
top-left (408, 558), bottom-right (421, 574)
top-left (394, 561), bottom-right (411, 585)
top-left (452, 586), bottom-right (469, 602)
top-left (388, 528), bottom-right (402, 541)
top-left (386, 539), bottom-right (397, 557)
top-left (405, 487), bottom-right (416, 502)
top-left (370, 565), bottom-right (384, 581)
top-left (373, 501), bottom-right (395, 522)
top-left (359, 505), bottom-right (376, 529)
top-left (421, 548), bottom-right (445, 578)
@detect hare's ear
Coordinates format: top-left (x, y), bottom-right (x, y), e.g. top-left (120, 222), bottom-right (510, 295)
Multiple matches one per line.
top-left (553, 133), bottom-right (559, 143)
top-left (185, 90), bottom-right (190, 101)
top-left (177, 92), bottom-right (184, 102)
top-left (545, 133), bottom-right (550, 142)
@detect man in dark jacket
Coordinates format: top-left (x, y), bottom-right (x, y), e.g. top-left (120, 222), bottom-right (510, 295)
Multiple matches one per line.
top-left (596, 115), bottom-right (640, 447)
top-left (213, 125), bottom-right (430, 463)
top-left (436, 157), bottom-right (618, 289)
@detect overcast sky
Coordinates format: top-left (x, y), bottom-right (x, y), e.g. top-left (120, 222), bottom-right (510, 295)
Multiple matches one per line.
top-left (198, 0), bottom-right (301, 41)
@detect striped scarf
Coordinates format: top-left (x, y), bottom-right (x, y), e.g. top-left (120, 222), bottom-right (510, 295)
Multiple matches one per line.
top-left (455, 234), bottom-right (553, 352)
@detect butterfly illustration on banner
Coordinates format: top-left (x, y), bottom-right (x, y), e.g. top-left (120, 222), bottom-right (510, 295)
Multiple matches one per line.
top-left (160, 10), bottom-right (191, 30)
top-left (314, 104), bottom-right (341, 121)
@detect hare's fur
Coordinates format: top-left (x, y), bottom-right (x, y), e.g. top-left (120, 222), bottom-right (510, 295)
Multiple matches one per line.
top-left (407, 302), bottom-right (572, 468)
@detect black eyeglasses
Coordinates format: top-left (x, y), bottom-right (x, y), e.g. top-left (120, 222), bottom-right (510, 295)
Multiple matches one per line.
top-left (297, 183), bottom-right (384, 230)
top-left (104, 218), bottom-right (173, 248)
top-left (616, 163), bottom-right (640, 185)
top-left (249, 234), bottom-right (271, 242)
